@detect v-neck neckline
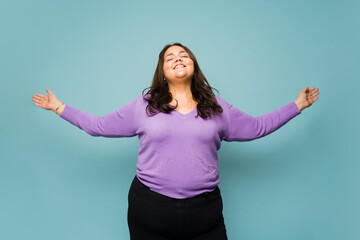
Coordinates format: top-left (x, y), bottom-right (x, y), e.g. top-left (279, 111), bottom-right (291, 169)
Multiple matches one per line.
top-left (173, 107), bottom-right (197, 118)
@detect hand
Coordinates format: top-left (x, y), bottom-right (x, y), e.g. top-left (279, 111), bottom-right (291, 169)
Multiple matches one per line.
top-left (32, 88), bottom-right (62, 112)
top-left (294, 87), bottom-right (319, 111)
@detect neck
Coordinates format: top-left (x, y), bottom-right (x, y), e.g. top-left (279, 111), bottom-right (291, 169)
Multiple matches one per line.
top-left (168, 81), bottom-right (193, 100)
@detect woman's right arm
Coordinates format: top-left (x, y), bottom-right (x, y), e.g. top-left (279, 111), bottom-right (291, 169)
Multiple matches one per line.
top-left (59, 100), bottom-right (138, 137)
top-left (32, 88), bottom-right (138, 138)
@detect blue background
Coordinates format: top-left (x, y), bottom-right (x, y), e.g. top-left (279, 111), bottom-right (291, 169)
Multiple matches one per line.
top-left (1, 0), bottom-right (359, 239)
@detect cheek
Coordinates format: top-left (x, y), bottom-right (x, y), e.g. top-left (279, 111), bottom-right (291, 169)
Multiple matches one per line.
top-left (163, 63), bottom-right (172, 75)
top-left (186, 59), bottom-right (194, 67)
top-left (165, 62), bottom-right (172, 69)
top-left (187, 60), bottom-right (195, 71)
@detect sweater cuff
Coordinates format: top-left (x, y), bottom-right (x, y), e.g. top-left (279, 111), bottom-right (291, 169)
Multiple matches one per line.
top-left (283, 101), bottom-right (302, 120)
top-left (59, 104), bottom-right (76, 122)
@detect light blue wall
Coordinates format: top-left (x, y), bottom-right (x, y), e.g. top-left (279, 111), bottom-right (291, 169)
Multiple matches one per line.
top-left (1, 0), bottom-right (359, 239)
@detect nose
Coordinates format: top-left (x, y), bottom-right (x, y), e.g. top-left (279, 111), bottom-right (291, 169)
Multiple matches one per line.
top-left (175, 56), bottom-right (182, 62)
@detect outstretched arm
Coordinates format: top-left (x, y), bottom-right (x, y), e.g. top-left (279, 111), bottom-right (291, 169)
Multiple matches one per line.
top-left (222, 87), bottom-right (319, 142)
top-left (223, 101), bottom-right (300, 142)
top-left (59, 103), bottom-right (137, 137)
top-left (32, 88), bottom-right (138, 138)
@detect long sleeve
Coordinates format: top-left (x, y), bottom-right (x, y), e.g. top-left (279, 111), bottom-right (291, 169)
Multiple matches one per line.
top-left (59, 96), bottom-right (140, 138)
top-left (222, 100), bottom-right (301, 142)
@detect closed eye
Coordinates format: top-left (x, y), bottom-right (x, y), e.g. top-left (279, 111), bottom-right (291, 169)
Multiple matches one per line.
top-left (166, 56), bottom-right (188, 61)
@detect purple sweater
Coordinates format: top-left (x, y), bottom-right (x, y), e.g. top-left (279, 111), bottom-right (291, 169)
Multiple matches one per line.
top-left (60, 95), bottom-right (301, 199)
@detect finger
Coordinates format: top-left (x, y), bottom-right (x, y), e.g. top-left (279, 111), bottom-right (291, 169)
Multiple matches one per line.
top-left (35, 94), bottom-right (48, 101)
top-left (309, 92), bottom-right (316, 97)
top-left (40, 94), bottom-right (48, 100)
top-left (32, 97), bottom-right (42, 103)
top-left (34, 95), bottom-right (45, 101)
top-left (33, 102), bottom-right (42, 107)
top-left (32, 96), bottom-right (42, 101)
top-left (302, 87), bottom-right (309, 93)
top-left (310, 88), bottom-right (319, 93)
top-left (46, 88), bottom-right (54, 96)
top-left (311, 95), bottom-right (318, 101)
top-left (309, 90), bottom-right (318, 97)
top-left (311, 89), bottom-right (319, 95)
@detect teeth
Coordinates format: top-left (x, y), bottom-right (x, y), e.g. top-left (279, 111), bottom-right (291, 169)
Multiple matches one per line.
top-left (175, 65), bottom-right (185, 69)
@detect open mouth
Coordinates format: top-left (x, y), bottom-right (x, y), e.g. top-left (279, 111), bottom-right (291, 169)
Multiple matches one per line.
top-left (174, 64), bottom-right (185, 69)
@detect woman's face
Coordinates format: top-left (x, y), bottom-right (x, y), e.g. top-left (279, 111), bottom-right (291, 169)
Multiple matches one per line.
top-left (163, 45), bottom-right (194, 83)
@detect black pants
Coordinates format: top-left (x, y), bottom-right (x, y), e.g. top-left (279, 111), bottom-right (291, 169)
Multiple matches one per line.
top-left (127, 175), bottom-right (228, 240)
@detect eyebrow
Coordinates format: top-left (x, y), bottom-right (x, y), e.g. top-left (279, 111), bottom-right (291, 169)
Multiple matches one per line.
top-left (164, 50), bottom-right (187, 59)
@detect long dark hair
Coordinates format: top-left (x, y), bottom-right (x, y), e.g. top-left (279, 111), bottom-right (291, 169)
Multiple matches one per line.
top-left (142, 42), bottom-right (223, 119)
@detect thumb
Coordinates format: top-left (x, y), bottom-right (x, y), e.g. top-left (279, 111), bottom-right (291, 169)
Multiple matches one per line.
top-left (46, 88), bottom-right (54, 96)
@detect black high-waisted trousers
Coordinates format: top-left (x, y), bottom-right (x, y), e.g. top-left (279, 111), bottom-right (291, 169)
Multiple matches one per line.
top-left (127, 175), bottom-right (228, 240)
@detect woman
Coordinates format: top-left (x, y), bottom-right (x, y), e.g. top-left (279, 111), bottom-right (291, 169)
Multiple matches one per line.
top-left (32, 42), bottom-right (319, 240)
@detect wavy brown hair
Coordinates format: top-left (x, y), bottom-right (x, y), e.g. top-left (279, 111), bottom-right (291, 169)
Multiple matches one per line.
top-left (142, 42), bottom-right (223, 119)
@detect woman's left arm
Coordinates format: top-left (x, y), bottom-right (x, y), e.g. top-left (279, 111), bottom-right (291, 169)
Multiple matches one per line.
top-left (222, 87), bottom-right (319, 142)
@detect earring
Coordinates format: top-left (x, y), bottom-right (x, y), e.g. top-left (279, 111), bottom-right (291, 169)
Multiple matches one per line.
top-left (163, 78), bottom-right (167, 84)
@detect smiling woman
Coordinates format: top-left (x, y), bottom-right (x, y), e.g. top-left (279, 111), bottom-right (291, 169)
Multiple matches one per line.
top-left (163, 47), bottom-right (194, 85)
top-left (32, 41), bottom-right (319, 240)
top-left (142, 42), bottom-right (224, 119)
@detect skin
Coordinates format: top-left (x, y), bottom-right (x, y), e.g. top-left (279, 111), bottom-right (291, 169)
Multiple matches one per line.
top-left (294, 87), bottom-right (319, 111)
top-left (32, 88), bottom-right (66, 115)
top-left (163, 46), bottom-right (197, 114)
top-left (32, 46), bottom-right (320, 114)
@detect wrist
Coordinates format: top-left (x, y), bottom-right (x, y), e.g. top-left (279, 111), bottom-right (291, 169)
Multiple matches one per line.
top-left (294, 100), bottom-right (304, 112)
top-left (54, 102), bottom-right (65, 115)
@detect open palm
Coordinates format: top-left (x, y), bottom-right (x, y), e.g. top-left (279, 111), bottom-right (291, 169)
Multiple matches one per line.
top-left (32, 88), bottom-right (62, 112)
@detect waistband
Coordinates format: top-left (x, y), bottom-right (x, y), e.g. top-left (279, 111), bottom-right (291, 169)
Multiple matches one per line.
top-left (132, 175), bottom-right (221, 204)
